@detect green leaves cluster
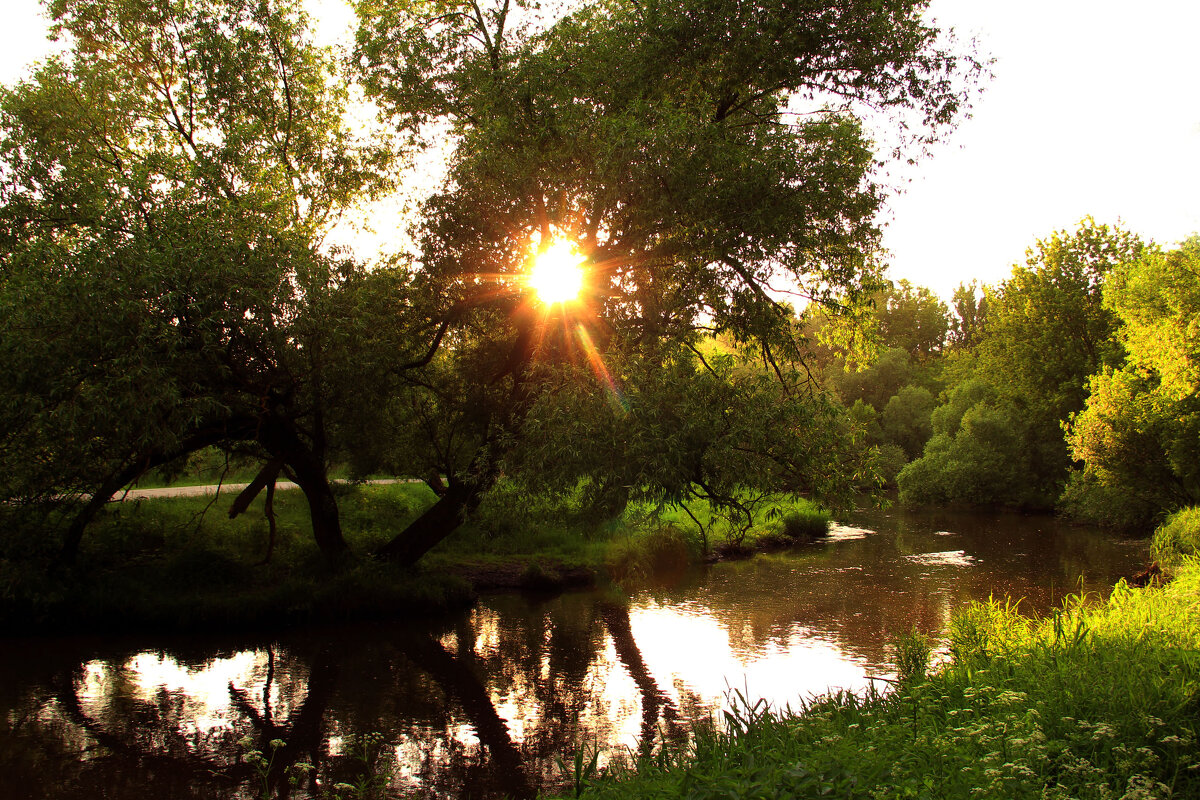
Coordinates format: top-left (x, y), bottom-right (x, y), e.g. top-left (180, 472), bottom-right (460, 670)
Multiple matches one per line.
top-left (896, 220), bottom-right (1146, 511)
top-left (1066, 237), bottom-right (1200, 515)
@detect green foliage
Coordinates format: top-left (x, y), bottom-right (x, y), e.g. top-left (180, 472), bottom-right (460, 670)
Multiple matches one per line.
top-left (871, 443), bottom-right (910, 488)
top-left (891, 627), bottom-right (932, 685)
top-left (834, 347), bottom-right (920, 411)
top-left (603, 524), bottom-right (700, 585)
top-left (780, 508), bottom-right (831, 540)
top-left (1057, 469), bottom-right (1161, 532)
top-left (0, 0), bottom-right (396, 560)
top-left (881, 385), bottom-right (936, 460)
top-left (948, 280), bottom-right (988, 349)
top-left (352, 0), bottom-right (981, 562)
top-left (898, 380), bottom-right (1047, 507)
top-left (1150, 506), bottom-right (1200, 567)
top-left (899, 221), bottom-right (1144, 512)
top-left (571, 568), bottom-right (1200, 799)
top-left (876, 280), bottom-right (952, 362)
top-left (1068, 237), bottom-right (1200, 518)
top-left (981, 218), bottom-right (1142, 422)
top-left (516, 347), bottom-right (872, 534)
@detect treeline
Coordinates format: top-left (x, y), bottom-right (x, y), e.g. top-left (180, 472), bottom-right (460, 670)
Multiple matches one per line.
top-left (809, 219), bottom-right (1199, 530)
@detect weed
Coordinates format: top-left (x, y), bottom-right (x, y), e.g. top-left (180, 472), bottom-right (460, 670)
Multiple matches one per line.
top-left (780, 508), bottom-right (831, 539)
top-left (891, 627), bottom-right (932, 685)
top-left (557, 742), bottom-right (602, 798)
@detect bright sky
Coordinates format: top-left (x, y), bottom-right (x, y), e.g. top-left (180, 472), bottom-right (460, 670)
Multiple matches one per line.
top-left (3, 0), bottom-right (1197, 299)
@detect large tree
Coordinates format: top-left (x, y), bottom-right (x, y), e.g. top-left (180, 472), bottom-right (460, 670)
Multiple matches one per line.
top-left (0, 0), bottom-right (392, 563)
top-left (1068, 237), bottom-right (1200, 516)
top-left (354, 0), bottom-right (981, 563)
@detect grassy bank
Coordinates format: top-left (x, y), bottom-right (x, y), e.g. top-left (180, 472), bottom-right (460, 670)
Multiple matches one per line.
top-left (0, 480), bottom-right (829, 635)
top-left (565, 510), bottom-right (1200, 799)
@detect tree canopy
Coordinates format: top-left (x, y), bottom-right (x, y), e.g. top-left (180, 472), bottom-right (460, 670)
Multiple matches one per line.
top-left (897, 220), bottom-right (1144, 509)
top-left (352, 0), bottom-right (981, 562)
top-left (0, 0), bottom-right (392, 562)
top-left (1068, 237), bottom-right (1200, 515)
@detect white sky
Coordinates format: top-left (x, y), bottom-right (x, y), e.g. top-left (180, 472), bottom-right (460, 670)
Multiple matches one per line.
top-left (2, 0), bottom-right (1197, 299)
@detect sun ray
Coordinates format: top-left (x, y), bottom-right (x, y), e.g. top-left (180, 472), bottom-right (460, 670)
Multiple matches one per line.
top-left (576, 324), bottom-right (628, 413)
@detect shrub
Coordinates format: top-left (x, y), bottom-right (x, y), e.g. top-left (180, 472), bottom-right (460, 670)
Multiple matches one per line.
top-left (780, 509), bottom-right (830, 539)
top-left (1151, 506), bottom-right (1200, 566)
top-left (604, 524), bottom-right (698, 582)
top-left (1057, 469), bottom-right (1161, 532)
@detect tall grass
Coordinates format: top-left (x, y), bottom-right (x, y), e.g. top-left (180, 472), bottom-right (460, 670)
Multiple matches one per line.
top-left (1152, 506), bottom-right (1200, 567)
top-left (572, 567), bottom-right (1200, 799)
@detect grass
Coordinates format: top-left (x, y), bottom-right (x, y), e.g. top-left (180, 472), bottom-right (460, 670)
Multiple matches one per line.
top-left (1152, 506), bottom-right (1200, 567)
top-left (0, 482), bottom-right (474, 634)
top-left (0, 477), bottom-right (830, 634)
top-left (562, 511), bottom-right (1200, 799)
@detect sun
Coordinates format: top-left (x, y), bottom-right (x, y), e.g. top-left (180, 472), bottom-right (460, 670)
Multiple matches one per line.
top-left (528, 239), bottom-right (585, 305)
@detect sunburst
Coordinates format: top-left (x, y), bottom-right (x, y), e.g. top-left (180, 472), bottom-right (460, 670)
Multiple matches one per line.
top-left (528, 239), bottom-right (585, 304)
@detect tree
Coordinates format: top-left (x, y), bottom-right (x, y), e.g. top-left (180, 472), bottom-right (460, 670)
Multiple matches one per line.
top-left (948, 280), bottom-right (987, 349)
top-left (0, 0), bottom-right (393, 563)
top-left (876, 280), bottom-right (951, 362)
top-left (897, 379), bottom-right (1032, 507)
top-left (353, 0), bottom-right (981, 563)
top-left (980, 219), bottom-right (1140, 419)
top-left (902, 219), bottom-right (1137, 506)
top-left (1067, 237), bottom-right (1200, 516)
top-left (881, 384), bottom-right (936, 460)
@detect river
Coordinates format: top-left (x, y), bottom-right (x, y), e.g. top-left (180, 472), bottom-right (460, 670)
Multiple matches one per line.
top-left (0, 504), bottom-right (1148, 799)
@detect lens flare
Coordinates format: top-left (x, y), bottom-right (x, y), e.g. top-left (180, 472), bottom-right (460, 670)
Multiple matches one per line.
top-left (528, 239), bottom-right (585, 304)
top-left (577, 324), bottom-right (628, 413)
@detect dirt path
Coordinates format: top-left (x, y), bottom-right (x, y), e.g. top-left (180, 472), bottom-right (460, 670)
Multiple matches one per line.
top-left (112, 478), bottom-right (406, 501)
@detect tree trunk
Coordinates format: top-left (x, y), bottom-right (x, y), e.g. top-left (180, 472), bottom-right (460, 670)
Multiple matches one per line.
top-left (375, 480), bottom-right (482, 565)
top-left (57, 467), bottom-right (139, 567)
top-left (289, 457), bottom-right (348, 563)
top-left (259, 420), bottom-right (349, 563)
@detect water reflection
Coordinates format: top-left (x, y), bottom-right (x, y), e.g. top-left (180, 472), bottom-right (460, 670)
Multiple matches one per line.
top-left (0, 506), bottom-right (1146, 798)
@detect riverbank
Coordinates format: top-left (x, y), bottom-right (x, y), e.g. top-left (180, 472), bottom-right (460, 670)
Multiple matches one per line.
top-left (565, 510), bottom-right (1200, 799)
top-left (0, 481), bottom-right (830, 635)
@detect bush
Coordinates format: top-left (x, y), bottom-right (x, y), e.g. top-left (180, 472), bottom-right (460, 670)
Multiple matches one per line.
top-left (604, 524), bottom-right (699, 582)
top-left (1057, 469), bottom-right (1160, 531)
top-left (780, 508), bottom-right (830, 539)
top-left (1151, 506), bottom-right (1200, 566)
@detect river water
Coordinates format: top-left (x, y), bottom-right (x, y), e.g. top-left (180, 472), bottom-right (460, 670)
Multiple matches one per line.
top-left (0, 505), bottom-right (1147, 799)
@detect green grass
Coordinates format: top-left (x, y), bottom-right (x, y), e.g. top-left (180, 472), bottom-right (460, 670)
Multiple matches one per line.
top-left (0, 479), bottom-right (831, 633)
top-left (0, 482), bottom-right (472, 633)
top-left (566, 558), bottom-right (1200, 799)
top-left (1152, 506), bottom-right (1200, 567)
